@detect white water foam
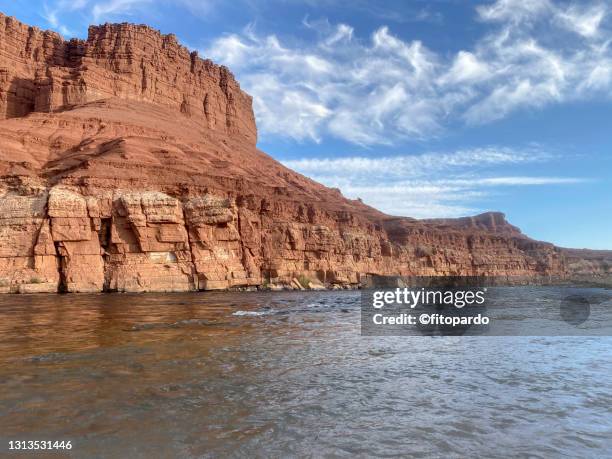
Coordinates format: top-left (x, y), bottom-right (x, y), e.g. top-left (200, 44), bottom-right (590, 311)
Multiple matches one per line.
top-left (232, 310), bottom-right (268, 316)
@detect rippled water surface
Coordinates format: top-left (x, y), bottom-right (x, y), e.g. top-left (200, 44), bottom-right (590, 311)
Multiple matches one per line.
top-left (1, 288), bottom-right (612, 458)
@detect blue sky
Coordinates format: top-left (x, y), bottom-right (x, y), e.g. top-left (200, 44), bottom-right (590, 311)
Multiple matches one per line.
top-left (2, 0), bottom-right (611, 249)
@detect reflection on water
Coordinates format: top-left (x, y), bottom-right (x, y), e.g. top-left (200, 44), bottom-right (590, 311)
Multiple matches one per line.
top-left (1, 288), bottom-right (612, 457)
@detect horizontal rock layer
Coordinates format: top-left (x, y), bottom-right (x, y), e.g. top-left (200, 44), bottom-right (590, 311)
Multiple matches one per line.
top-left (0, 184), bottom-right (567, 293)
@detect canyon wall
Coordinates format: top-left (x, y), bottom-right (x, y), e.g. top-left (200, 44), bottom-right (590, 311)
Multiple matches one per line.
top-left (0, 182), bottom-right (565, 293)
top-left (0, 13), bottom-right (585, 293)
top-left (0, 13), bottom-right (256, 143)
top-left (560, 248), bottom-right (612, 285)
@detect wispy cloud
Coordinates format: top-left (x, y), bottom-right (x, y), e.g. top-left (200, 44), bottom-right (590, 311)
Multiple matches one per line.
top-left (556, 4), bottom-right (606, 37)
top-left (206, 0), bottom-right (612, 145)
top-left (41, 0), bottom-right (214, 34)
top-left (283, 146), bottom-right (552, 177)
top-left (42, 0), bottom-right (86, 36)
top-left (91, 0), bottom-right (152, 23)
top-left (283, 146), bottom-right (586, 217)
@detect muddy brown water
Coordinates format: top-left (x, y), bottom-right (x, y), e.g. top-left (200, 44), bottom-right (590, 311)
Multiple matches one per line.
top-left (1, 288), bottom-right (611, 457)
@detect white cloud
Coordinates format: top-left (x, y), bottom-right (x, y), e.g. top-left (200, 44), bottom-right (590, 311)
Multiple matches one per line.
top-left (440, 51), bottom-right (491, 84)
top-left (556, 4), bottom-right (606, 37)
top-left (42, 0), bottom-right (81, 36)
top-left (472, 176), bottom-right (586, 185)
top-left (207, 24), bottom-right (446, 144)
top-left (248, 74), bottom-right (331, 142)
top-left (282, 147), bottom-right (585, 218)
top-left (43, 0), bottom-right (213, 33)
top-left (476, 0), bottom-right (552, 24)
top-left (91, 0), bottom-right (152, 23)
top-left (580, 63), bottom-right (612, 91)
top-left (283, 146), bottom-right (551, 177)
top-left (324, 23), bottom-right (353, 46)
top-left (206, 0), bottom-right (612, 145)
top-left (208, 34), bottom-right (252, 68)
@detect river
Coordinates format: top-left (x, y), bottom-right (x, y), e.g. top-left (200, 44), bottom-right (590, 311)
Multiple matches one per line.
top-left (1, 288), bottom-right (611, 457)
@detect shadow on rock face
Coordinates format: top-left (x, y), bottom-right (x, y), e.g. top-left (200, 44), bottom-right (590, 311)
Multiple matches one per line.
top-left (3, 77), bottom-right (36, 119)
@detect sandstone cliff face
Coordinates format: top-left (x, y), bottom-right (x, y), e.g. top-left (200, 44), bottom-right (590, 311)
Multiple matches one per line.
top-left (0, 13), bottom-right (256, 143)
top-left (0, 13), bottom-right (574, 293)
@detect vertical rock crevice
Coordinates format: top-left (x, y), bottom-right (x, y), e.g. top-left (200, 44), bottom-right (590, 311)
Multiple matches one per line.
top-left (53, 241), bottom-right (67, 293)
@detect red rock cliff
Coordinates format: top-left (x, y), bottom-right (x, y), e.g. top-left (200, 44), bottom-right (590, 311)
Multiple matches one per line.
top-left (0, 14), bottom-right (256, 143)
top-left (0, 13), bottom-right (575, 293)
